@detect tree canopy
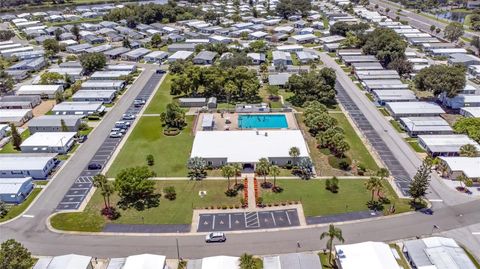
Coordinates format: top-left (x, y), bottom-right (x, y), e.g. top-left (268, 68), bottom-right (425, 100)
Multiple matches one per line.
top-left (362, 28), bottom-right (407, 66)
top-left (160, 102), bottom-right (186, 129)
top-left (114, 166), bottom-right (159, 210)
top-left (276, 0), bottom-right (311, 19)
top-left (0, 239), bottom-right (35, 269)
top-left (40, 72), bottom-right (63, 85)
top-left (330, 22), bottom-right (369, 37)
top-left (286, 68), bottom-right (336, 107)
top-left (444, 22), bottom-right (464, 42)
top-left (454, 118), bottom-right (480, 143)
top-left (414, 65), bottom-right (466, 97)
top-left (79, 52), bottom-right (106, 75)
top-left (0, 30), bottom-right (14, 42)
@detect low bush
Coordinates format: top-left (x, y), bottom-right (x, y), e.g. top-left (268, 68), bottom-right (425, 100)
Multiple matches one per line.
top-left (101, 207), bottom-right (120, 220)
top-left (272, 186), bottom-right (284, 193)
top-left (260, 182), bottom-right (273, 189)
top-left (163, 128), bottom-right (180, 136)
top-left (163, 186), bottom-right (176, 200)
top-left (225, 188), bottom-right (238, 197)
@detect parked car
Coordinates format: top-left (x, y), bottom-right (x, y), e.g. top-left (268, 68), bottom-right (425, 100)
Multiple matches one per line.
top-left (77, 135), bottom-right (88, 143)
top-left (111, 127), bottom-right (126, 134)
top-left (115, 121), bottom-right (131, 129)
top-left (109, 132), bottom-right (123, 138)
top-left (88, 163), bottom-right (102, 170)
top-left (122, 113), bottom-right (136, 120)
top-left (205, 232), bottom-right (226, 243)
top-left (156, 69), bottom-right (166, 74)
top-left (134, 99), bottom-right (146, 107)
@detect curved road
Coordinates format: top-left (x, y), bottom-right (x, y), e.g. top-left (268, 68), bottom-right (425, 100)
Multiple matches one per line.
top-left (0, 60), bottom-right (479, 258)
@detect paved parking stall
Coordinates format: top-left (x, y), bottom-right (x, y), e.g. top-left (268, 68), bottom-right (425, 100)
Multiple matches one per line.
top-left (197, 209), bottom-right (300, 232)
top-left (336, 82), bottom-right (411, 195)
top-left (56, 73), bottom-right (163, 211)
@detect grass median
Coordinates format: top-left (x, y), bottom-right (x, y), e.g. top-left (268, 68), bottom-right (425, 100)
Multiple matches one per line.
top-left (50, 180), bottom-right (242, 232)
top-left (0, 188), bottom-right (41, 223)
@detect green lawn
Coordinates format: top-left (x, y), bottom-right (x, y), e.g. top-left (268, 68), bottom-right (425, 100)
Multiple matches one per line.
top-left (0, 129), bottom-right (30, 153)
top-left (46, 18), bottom-right (102, 27)
top-left (50, 180), bottom-right (242, 231)
top-left (330, 113), bottom-right (379, 171)
top-left (389, 120), bottom-right (405, 133)
top-left (406, 138), bottom-right (425, 153)
top-left (262, 179), bottom-right (410, 216)
top-left (107, 116), bottom-right (194, 178)
top-left (144, 73), bottom-right (174, 114)
top-left (378, 107), bottom-right (390, 116)
top-left (0, 189), bottom-right (41, 223)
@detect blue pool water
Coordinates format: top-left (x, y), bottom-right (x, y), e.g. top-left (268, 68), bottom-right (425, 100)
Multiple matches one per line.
top-left (238, 114), bottom-right (288, 129)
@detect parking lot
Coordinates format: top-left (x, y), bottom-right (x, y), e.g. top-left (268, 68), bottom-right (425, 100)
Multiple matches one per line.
top-left (336, 83), bottom-right (411, 195)
top-left (56, 73), bottom-right (163, 210)
top-left (197, 209), bottom-right (300, 232)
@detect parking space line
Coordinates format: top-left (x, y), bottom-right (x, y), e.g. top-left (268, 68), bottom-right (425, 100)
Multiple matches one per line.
top-left (212, 215), bottom-right (215, 230)
top-left (286, 211), bottom-right (292, 225)
top-left (271, 212), bottom-right (276, 226)
top-left (229, 214), bottom-right (231, 229)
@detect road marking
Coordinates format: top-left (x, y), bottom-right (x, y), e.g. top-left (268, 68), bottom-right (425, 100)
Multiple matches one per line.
top-left (429, 199), bottom-right (443, 202)
top-left (22, 215), bottom-right (34, 218)
top-left (286, 211), bottom-right (292, 225)
top-left (472, 232), bottom-right (480, 235)
top-left (229, 214), bottom-right (231, 229)
top-left (271, 212), bottom-right (276, 226)
top-left (212, 215), bottom-right (215, 230)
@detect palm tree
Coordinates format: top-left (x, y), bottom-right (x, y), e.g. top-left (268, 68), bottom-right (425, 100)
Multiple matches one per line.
top-left (289, 147), bottom-right (300, 166)
top-left (93, 174), bottom-right (108, 209)
top-left (232, 163), bottom-right (242, 186)
top-left (364, 176), bottom-right (383, 201)
top-left (270, 165), bottom-right (281, 188)
top-left (256, 158), bottom-right (271, 184)
top-left (437, 161), bottom-right (448, 178)
top-left (222, 165), bottom-right (235, 190)
top-left (457, 174), bottom-right (472, 190)
top-left (102, 182), bottom-right (115, 208)
top-left (460, 144), bottom-right (479, 157)
top-left (239, 253), bottom-right (256, 269)
top-left (320, 224), bottom-right (345, 265)
top-left (376, 168), bottom-right (390, 180)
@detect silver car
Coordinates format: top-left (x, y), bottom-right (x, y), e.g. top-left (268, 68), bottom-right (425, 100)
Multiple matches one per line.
top-left (109, 132), bottom-right (123, 138)
top-left (205, 232), bottom-right (226, 243)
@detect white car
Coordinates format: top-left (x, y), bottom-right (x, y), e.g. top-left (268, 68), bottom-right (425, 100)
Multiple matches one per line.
top-left (109, 132), bottom-right (123, 138)
top-left (122, 114), bottom-right (136, 120)
top-left (205, 232), bottom-right (226, 243)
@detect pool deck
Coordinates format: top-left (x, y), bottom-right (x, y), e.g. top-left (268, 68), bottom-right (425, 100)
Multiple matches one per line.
top-left (194, 112), bottom-right (298, 133)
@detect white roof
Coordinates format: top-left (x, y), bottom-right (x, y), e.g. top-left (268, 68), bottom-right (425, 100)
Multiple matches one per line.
top-left (461, 107), bottom-right (480, 117)
top-left (0, 177), bottom-right (31, 194)
top-left (201, 256), bottom-right (239, 269)
top-left (0, 109), bottom-right (31, 118)
top-left (123, 254), bottom-right (166, 269)
top-left (191, 130), bottom-right (309, 163)
top-left (73, 90), bottom-right (116, 98)
top-left (17, 85), bottom-right (62, 95)
top-left (335, 242), bottom-right (400, 269)
top-left (440, 157), bottom-right (480, 178)
top-left (169, 51), bottom-right (194, 60)
top-left (46, 254), bottom-right (91, 269)
top-left (52, 101), bottom-right (103, 112)
top-left (21, 132), bottom-right (76, 147)
top-left (0, 153), bottom-right (57, 171)
top-left (419, 134), bottom-right (480, 153)
top-left (386, 102), bottom-right (445, 115)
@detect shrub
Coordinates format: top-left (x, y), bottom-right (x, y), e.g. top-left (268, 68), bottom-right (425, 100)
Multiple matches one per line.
top-left (325, 177), bottom-right (339, 193)
top-left (256, 197), bottom-right (263, 205)
top-left (260, 181), bottom-right (273, 189)
top-left (240, 197), bottom-right (246, 207)
top-left (339, 160), bottom-right (350, 170)
top-left (101, 207), bottom-right (120, 220)
top-left (87, 115), bottom-right (100, 121)
top-left (366, 200), bottom-right (384, 211)
top-left (272, 186), bottom-right (284, 193)
top-left (163, 128), bottom-right (180, 136)
top-left (222, 205), bottom-right (227, 210)
top-left (163, 186), bottom-right (176, 200)
top-left (225, 188), bottom-right (238, 197)
top-left (234, 183), bottom-right (244, 191)
top-left (379, 196), bottom-right (390, 204)
top-left (357, 163), bottom-right (367, 175)
top-left (285, 163), bottom-right (293, 170)
top-left (146, 154), bottom-right (154, 166)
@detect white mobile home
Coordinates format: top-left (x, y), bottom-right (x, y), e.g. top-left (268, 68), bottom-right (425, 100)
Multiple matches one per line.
top-left (20, 132), bottom-right (76, 154)
top-left (385, 102), bottom-right (445, 119)
top-left (0, 153), bottom-right (57, 179)
top-left (17, 85), bottom-right (64, 98)
top-left (418, 134), bottom-right (480, 157)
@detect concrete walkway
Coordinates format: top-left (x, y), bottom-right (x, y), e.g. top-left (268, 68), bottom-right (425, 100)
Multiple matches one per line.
top-left (247, 177), bottom-right (256, 210)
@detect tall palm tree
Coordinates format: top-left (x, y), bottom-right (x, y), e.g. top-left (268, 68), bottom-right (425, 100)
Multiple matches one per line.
top-left (437, 161), bottom-right (448, 178)
top-left (222, 165), bottom-right (235, 190)
top-left (93, 174), bottom-right (108, 209)
top-left (102, 182), bottom-right (115, 208)
top-left (239, 253), bottom-right (256, 269)
top-left (457, 174), bottom-right (472, 189)
top-left (256, 158), bottom-right (271, 183)
top-left (320, 224), bottom-right (345, 265)
top-left (232, 163), bottom-right (242, 186)
top-left (270, 165), bottom-right (281, 188)
top-left (289, 147), bottom-right (300, 166)
top-left (364, 176), bottom-right (383, 201)
top-left (460, 144), bottom-right (479, 157)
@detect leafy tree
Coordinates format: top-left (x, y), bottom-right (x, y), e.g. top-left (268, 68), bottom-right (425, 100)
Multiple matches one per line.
top-left (9, 124), bottom-right (22, 151)
top-left (220, 52), bottom-right (252, 68)
top-left (0, 200), bottom-right (8, 218)
top-left (163, 186), bottom-right (176, 200)
top-left (79, 52), bottom-right (106, 75)
top-left (160, 102), bottom-right (186, 129)
top-left (270, 165), bottom-right (281, 188)
top-left (55, 91), bottom-right (64, 104)
top-left (266, 85), bottom-right (279, 99)
top-left (459, 144), bottom-right (479, 157)
top-left (330, 22), bottom-right (369, 36)
top-left (430, 25), bottom-right (436, 32)
top-left (377, 168), bottom-right (390, 180)
top-left (249, 40), bottom-right (267, 52)
top-left (146, 154), bottom-right (155, 166)
top-left (453, 117), bottom-right (480, 143)
top-left (408, 158), bottom-right (432, 203)
top-left (362, 28), bottom-right (407, 66)
top-left (114, 166), bottom-right (159, 210)
top-left (256, 158), bottom-right (270, 184)
top-left (231, 163), bottom-right (242, 186)
top-left (340, 32), bottom-right (362, 49)
top-left (0, 30), bottom-right (15, 42)
top-left (123, 37), bottom-right (131, 48)
top-left (414, 65), bottom-right (466, 97)
top-left (60, 119), bottom-right (68, 132)
top-left (287, 68), bottom-right (336, 107)
top-left (43, 38), bottom-right (60, 57)
top-left (296, 158), bottom-right (314, 180)
top-left (0, 239), bottom-right (35, 269)
top-left (457, 174), bottom-right (473, 189)
top-left (471, 36), bottom-right (480, 56)
top-left (435, 28), bottom-right (441, 34)
top-left (304, 112), bottom-right (337, 136)
top-left (168, 60), bottom-right (191, 74)
top-left (222, 164), bottom-right (235, 189)
top-left (0, 71), bottom-right (14, 96)
top-left (71, 24), bottom-right (80, 41)
top-left (54, 28), bottom-right (62, 41)
top-left (444, 22), bottom-right (464, 42)
top-left (40, 72), bottom-right (63, 85)
top-left (325, 176), bottom-right (339, 193)
top-left (289, 146), bottom-right (300, 165)
top-left (387, 57), bottom-right (413, 77)
top-left (332, 138), bottom-right (350, 157)
top-left (150, 33), bottom-right (163, 48)
top-left (187, 157), bottom-right (207, 180)
top-left (320, 224), bottom-right (345, 265)
top-left (276, 0), bottom-right (311, 18)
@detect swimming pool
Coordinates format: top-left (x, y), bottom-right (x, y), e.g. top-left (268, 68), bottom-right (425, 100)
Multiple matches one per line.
top-left (238, 114), bottom-right (288, 129)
